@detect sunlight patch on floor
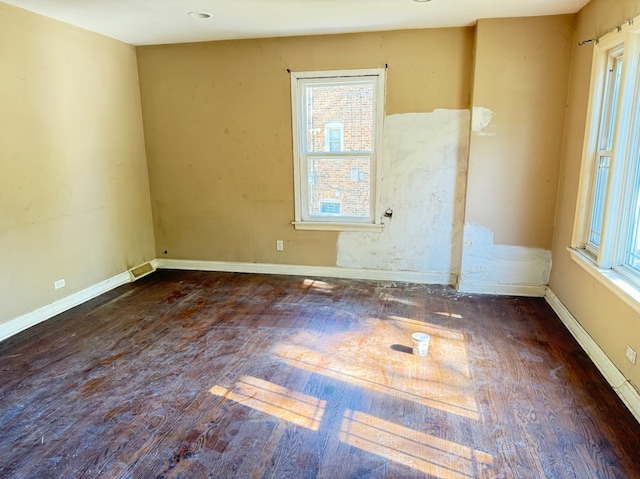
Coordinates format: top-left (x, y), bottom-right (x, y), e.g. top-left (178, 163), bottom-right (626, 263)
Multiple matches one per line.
top-left (380, 293), bottom-right (418, 307)
top-left (209, 376), bottom-right (326, 430)
top-left (272, 331), bottom-right (479, 421)
top-left (387, 315), bottom-right (465, 340)
top-left (301, 279), bottom-right (334, 292)
top-left (340, 409), bottom-right (493, 479)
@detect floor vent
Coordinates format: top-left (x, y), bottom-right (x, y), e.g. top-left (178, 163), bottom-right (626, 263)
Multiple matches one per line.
top-left (129, 262), bottom-right (155, 281)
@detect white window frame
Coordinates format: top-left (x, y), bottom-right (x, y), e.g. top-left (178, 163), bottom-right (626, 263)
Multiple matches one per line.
top-left (583, 46), bottom-right (623, 257)
top-left (570, 17), bottom-right (640, 314)
top-left (290, 68), bottom-right (385, 232)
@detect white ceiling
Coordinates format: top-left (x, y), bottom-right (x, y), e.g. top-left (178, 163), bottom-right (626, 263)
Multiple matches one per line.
top-left (4, 0), bottom-right (590, 46)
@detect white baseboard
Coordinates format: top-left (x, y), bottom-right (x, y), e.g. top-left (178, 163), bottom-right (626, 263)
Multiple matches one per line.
top-left (457, 280), bottom-right (547, 297)
top-left (157, 259), bottom-right (548, 297)
top-left (0, 270), bottom-right (131, 343)
top-left (155, 259), bottom-right (456, 285)
top-left (545, 288), bottom-right (640, 424)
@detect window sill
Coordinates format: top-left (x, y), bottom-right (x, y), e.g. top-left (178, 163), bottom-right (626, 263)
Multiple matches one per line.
top-left (567, 247), bottom-right (640, 315)
top-left (292, 221), bottom-right (384, 232)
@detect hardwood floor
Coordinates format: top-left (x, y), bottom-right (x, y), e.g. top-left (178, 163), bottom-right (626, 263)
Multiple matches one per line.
top-left (1, 270), bottom-right (639, 478)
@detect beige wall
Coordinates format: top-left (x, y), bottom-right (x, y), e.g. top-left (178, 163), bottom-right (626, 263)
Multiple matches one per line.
top-left (0, 3), bottom-right (155, 324)
top-left (550, 0), bottom-right (640, 389)
top-left (466, 16), bottom-right (574, 249)
top-left (457, 16), bottom-right (574, 294)
top-left (136, 28), bottom-right (473, 266)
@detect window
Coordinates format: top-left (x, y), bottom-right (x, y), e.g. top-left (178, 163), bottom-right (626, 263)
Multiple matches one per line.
top-left (324, 122), bottom-right (344, 152)
top-left (586, 48), bottom-right (622, 254)
top-left (572, 19), bottom-right (640, 306)
top-left (290, 68), bottom-right (385, 231)
top-left (319, 199), bottom-right (342, 216)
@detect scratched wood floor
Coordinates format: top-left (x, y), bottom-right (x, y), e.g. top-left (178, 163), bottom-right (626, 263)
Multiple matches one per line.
top-left (1, 270), bottom-right (639, 478)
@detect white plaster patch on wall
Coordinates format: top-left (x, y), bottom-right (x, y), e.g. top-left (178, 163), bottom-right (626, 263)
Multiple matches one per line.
top-left (459, 223), bottom-right (551, 287)
top-left (336, 109), bottom-right (470, 279)
top-left (471, 107), bottom-right (496, 136)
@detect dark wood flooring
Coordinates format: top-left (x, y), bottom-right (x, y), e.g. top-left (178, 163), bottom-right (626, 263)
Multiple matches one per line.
top-left (1, 270), bottom-right (639, 478)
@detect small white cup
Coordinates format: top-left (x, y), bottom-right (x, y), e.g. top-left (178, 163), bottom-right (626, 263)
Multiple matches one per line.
top-left (412, 332), bottom-right (431, 356)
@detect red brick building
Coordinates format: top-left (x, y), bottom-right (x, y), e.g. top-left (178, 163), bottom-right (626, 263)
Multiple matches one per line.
top-left (304, 82), bottom-right (375, 218)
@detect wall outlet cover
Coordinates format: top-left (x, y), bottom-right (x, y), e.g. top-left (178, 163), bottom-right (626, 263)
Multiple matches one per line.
top-left (626, 345), bottom-right (637, 365)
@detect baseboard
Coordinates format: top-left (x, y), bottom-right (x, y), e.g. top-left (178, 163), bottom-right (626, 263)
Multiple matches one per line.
top-left (155, 259), bottom-right (456, 285)
top-left (457, 280), bottom-right (547, 297)
top-left (0, 270), bottom-right (131, 343)
top-left (545, 288), bottom-right (640, 424)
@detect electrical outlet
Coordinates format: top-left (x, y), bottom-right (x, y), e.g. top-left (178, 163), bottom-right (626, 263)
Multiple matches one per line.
top-left (276, 240), bottom-right (284, 251)
top-left (626, 345), bottom-right (637, 365)
top-left (54, 279), bottom-right (65, 290)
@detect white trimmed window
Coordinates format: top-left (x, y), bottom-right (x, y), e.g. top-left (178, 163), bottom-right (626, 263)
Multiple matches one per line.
top-left (290, 68), bottom-right (385, 231)
top-left (324, 122), bottom-right (344, 152)
top-left (571, 18), bottom-right (640, 310)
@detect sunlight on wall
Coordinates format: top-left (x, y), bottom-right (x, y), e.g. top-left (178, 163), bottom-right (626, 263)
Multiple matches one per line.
top-left (340, 409), bottom-right (493, 478)
top-left (209, 376), bottom-right (326, 430)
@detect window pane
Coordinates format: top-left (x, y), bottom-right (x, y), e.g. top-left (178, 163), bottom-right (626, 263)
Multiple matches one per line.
top-left (624, 149), bottom-right (640, 273)
top-left (625, 200), bottom-right (640, 272)
top-left (307, 156), bottom-right (371, 219)
top-left (589, 156), bottom-right (611, 247)
top-left (304, 82), bottom-right (374, 153)
top-left (598, 56), bottom-right (623, 152)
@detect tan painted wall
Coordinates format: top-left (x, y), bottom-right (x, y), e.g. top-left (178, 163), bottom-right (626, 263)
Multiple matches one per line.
top-left (0, 3), bottom-right (155, 324)
top-left (550, 0), bottom-right (640, 389)
top-left (466, 16), bottom-right (574, 248)
top-left (136, 28), bottom-right (473, 266)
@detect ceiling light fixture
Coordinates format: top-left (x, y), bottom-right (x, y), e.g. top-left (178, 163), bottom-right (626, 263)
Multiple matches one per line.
top-left (188, 11), bottom-right (212, 19)
top-left (413, 0), bottom-right (432, 2)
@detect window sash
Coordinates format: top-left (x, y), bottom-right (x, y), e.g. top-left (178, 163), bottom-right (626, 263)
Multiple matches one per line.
top-left (290, 68), bottom-right (385, 228)
top-left (587, 155), bottom-right (611, 250)
top-left (302, 154), bottom-right (373, 223)
top-left (618, 65), bottom-right (640, 281)
top-left (301, 78), bottom-right (376, 155)
top-left (598, 55), bottom-right (623, 151)
top-left (586, 51), bottom-right (623, 255)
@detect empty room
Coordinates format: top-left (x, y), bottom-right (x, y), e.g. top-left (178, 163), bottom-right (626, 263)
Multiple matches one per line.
top-left (2, 0), bottom-right (640, 477)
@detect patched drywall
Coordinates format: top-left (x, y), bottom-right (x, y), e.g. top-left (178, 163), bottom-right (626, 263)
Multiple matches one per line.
top-left (459, 224), bottom-right (551, 290)
top-left (336, 110), bottom-right (469, 281)
top-left (471, 107), bottom-right (497, 136)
